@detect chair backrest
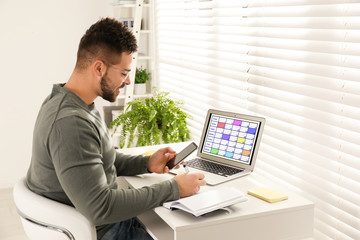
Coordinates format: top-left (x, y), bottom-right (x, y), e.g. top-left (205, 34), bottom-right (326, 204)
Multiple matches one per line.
top-left (13, 177), bottom-right (97, 240)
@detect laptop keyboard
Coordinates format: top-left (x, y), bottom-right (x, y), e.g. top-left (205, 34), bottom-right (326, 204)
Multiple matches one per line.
top-left (186, 158), bottom-right (243, 177)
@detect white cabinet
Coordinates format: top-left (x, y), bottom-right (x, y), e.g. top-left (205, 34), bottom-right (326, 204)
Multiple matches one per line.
top-left (112, 0), bottom-right (155, 106)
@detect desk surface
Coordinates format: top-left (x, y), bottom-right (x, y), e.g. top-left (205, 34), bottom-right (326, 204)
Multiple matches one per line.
top-left (119, 142), bottom-right (314, 240)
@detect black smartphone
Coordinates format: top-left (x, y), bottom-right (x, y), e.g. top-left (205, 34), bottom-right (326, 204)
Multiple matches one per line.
top-left (166, 142), bottom-right (198, 169)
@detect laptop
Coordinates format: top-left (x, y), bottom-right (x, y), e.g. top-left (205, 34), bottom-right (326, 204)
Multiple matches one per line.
top-left (170, 109), bottom-right (266, 185)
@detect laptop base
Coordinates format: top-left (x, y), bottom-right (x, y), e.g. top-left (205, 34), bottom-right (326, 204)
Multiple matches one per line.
top-left (170, 167), bottom-right (251, 186)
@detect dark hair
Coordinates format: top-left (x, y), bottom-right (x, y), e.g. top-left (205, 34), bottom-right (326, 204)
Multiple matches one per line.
top-left (75, 17), bottom-right (137, 70)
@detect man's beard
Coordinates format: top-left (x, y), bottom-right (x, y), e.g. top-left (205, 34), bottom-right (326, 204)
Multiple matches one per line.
top-left (100, 74), bottom-right (118, 102)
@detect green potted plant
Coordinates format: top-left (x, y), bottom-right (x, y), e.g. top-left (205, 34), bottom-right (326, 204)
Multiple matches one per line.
top-left (134, 67), bottom-right (150, 95)
top-left (109, 88), bottom-right (191, 148)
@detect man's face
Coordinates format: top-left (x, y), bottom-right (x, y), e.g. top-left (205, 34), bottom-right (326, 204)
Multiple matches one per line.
top-left (100, 52), bottom-right (132, 102)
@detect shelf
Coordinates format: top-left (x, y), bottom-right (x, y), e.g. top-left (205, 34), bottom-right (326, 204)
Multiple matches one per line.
top-left (140, 30), bottom-right (151, 34)
top-left (112, 0), bottom-right (154, 106)
top-left (111, 3), bottom-right (150, 7)
top-left (117, 93), bottom-right (152, 100)
top-left (138, 55), bottom-right (152, 60)
top-left (133, 93), bottom-right (152, 99)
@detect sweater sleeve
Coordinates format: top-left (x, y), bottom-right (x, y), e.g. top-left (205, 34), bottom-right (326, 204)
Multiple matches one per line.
top-left (114, 151), bottom-right (151, 176)
top-left (49, 116), bottom-right (180, 226)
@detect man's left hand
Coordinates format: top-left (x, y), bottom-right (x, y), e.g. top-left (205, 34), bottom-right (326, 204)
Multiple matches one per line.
top-left (148, 147), bottom-right (177, 173)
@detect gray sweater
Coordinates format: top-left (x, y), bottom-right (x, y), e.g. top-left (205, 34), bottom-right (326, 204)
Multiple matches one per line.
top-left (26, 84), bottom-right (180, 239)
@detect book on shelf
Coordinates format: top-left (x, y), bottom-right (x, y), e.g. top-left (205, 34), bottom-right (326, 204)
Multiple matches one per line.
top-left (163, 187), bottom-right (248, 217)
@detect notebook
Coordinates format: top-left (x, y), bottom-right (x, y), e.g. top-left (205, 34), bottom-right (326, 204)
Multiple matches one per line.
top-left (163, 187), bottom-right (248, 216)
top-left (170, 109), bottom-right (266, 185)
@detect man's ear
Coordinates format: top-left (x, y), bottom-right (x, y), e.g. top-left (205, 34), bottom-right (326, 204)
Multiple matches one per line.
top-left (93, 60), bottom-right (106, 77)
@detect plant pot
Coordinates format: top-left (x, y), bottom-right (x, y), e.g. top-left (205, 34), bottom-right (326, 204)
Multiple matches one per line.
top-left (134, 83), bottom-right (146, 95)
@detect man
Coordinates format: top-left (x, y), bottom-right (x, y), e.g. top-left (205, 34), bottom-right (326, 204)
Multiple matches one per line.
top-left (26, 17), bottom-right (206, 240)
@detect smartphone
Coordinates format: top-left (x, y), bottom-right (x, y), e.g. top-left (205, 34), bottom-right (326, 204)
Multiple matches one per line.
top-left (166, 142), bottom-right (198, 169)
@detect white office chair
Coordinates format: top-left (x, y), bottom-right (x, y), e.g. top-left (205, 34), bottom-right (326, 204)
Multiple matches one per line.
top-left (13, 177), bottom-right (97, 240)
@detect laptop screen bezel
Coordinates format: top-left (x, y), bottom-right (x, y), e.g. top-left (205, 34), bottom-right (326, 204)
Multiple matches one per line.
top-left (197, 109), bottom-right (266, 172)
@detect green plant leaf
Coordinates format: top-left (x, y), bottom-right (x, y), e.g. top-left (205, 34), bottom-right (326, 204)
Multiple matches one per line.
top-left (149, 109), bottom-right (157, 122)
top-left (135, 67), bottom-right (150, 84)
top-left (109, 88), bottom-right (191, 148)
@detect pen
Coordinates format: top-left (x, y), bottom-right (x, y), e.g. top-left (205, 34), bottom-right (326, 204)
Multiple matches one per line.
top-left (183, 164), bottom-right (189, 173)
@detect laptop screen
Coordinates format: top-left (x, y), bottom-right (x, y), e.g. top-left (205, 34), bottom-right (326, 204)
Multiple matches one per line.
top-left (200, 112), bottom-right (263, 166)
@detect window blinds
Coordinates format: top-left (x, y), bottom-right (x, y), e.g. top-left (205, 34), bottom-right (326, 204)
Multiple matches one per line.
top-left (154, 0), bottom-right (360, 239)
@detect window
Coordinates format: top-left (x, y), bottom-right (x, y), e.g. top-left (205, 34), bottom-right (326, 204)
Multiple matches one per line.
top-left (155, 0), bottom-right (360, 239)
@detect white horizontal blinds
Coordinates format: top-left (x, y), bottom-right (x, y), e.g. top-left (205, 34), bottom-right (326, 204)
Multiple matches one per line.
top-left (155, 0), bottom-right (250, 141)
top-left (226, 1), bottom-right (360, 239)
top-left (155, 1), bottom-right (360, 239)
top-left (241, 2), bottom-right (360, 239)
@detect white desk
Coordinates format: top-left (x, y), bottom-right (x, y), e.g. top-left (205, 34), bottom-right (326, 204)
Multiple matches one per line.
top-left (118, 142), bottom-right (314, 240)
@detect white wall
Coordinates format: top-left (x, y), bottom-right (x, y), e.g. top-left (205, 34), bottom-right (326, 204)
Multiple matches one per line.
top-left (0, 0), bottom-right (113, 188)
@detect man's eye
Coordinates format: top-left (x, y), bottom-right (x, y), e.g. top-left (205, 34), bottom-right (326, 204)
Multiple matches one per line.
top-left (122, 73), bottom-right (128, 77)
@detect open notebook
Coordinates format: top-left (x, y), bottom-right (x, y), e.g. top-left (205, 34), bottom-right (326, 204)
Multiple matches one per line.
top-left (171, 109), bottom-right (266, 185)
top-left (163, 187), bottom-right (247, 217)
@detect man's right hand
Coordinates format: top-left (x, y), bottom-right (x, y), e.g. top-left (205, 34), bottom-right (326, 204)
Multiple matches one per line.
top-left (174, 173), bottom-right (206, 198)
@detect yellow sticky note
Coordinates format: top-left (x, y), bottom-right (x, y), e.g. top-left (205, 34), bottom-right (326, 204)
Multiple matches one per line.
top-left (248, 187), bottom-right (288, 203)
top-left (142, 150), bottom-right (155, 156)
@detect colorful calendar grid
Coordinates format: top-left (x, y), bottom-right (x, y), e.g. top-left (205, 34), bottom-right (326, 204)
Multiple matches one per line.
top-left (202, 115), bottom-right (259, 164)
